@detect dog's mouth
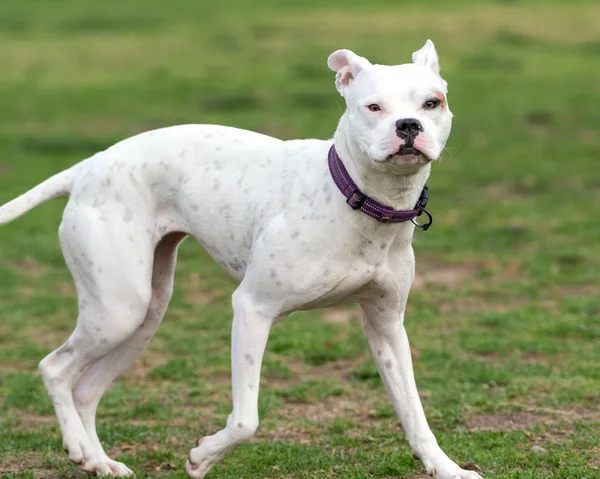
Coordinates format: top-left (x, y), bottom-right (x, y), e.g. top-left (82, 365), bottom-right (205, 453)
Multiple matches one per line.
top-left (385, 144), bottom-right (428, 162)
top-left (398, 145), bottom-right (421, 156)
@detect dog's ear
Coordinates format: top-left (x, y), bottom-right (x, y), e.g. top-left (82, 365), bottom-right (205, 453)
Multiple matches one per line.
top-left (327, 49), bottom-right (371, 96)
top-left (412, 39), bottom-right (440, 75)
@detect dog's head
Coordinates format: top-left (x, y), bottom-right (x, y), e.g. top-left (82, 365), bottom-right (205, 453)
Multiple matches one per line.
top-left (328, 40), bottom-right (452, 168)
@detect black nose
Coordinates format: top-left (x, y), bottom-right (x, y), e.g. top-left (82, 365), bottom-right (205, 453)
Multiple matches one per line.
top-left (396, 118), bottom-right (423, 139)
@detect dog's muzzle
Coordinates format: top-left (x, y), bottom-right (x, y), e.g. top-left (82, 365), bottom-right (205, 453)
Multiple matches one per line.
top-left (394, 118), bottom-right (425, 157)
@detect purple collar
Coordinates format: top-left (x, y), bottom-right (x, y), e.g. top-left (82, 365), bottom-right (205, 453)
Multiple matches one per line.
top-left (328, 145), bottom-right (432, 230)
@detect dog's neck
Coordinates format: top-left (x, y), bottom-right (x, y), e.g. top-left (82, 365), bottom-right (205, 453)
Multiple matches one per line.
top-left (333, 113), bottom-right (431, 211)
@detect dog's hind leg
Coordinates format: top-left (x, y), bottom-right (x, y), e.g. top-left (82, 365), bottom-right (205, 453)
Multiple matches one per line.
top-left (39, 206), bottom-right (155, 477)
top-left (71, 232), bottom-right (185, 476)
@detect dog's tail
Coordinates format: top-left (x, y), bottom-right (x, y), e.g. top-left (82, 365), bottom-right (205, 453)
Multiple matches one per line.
top-left (0, 165), bottom-right (79, 225)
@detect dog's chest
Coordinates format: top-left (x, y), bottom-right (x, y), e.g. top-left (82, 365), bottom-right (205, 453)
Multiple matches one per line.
top-left (278, 225), bottom-right (412, 311)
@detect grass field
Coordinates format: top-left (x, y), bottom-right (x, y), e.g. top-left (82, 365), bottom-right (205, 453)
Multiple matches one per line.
top-left (0, 0), bottom-right (599, 478)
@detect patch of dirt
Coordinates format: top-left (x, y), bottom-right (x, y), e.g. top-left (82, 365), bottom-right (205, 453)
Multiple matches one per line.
top-left (322, 307), bottom-right (361, 325)
top-left (491, 259), bottom-right (525, 284)
top-left (106, 442), bottom-right (141, 458)
top-left (16, 414), bottom-right (56, 429)
top-left (468, 411), bottom-right (546, 432)
top-left (17, 285), bottom-right (39, 298)
top-left (0, 452), bottom-right (63, 478)
top-left (121, 348), bottom-right (169, 383)
top-left (538, 299), bottom-right (561, 314)
top-left (552, 284), bottom-right (600, 298)
top-left (0, 362), bottom-right (29, 374)
top-left (261, 395), bottom-right (377, 444)
top-left (106, 443), bottom-right (182, 472)
top-left (55, 281), bottom-right (76, 296)
top-left (521, 352), bottom-right (550, 363)
top-left (413, 261), bottom-right (481, 291)
top-left (414, 257), bottom-right (528, 314)
top-left (313, 356), bottom-right (365, 380)
top-left (437, 296), bottom-right (525, 314)
top-left (30, 327), bottom-right (70, 350)
top-left (12, 257), bottom-right (46, 278)
top-left (259, 355), bottom-right (394, 443)
top-left (186, 273), bottom-right (223, 305)
top-left (539, 283), bottom-right (600, 313)
top-left (466, 407), bottom-right (600, 432)
top-left (263, 355), bottom-right (367, 391)
top-left (470, 350), bottom-right (557, 368)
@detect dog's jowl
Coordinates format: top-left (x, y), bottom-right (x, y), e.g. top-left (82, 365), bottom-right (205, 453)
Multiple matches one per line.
top-left (0, 41), bottom-right (483, 479)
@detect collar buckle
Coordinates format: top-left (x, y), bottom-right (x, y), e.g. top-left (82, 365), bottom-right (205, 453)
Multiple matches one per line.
top-left (416, 184), bottom-right (429, 215)
top-left (346, 190), bottom-right (366, 210)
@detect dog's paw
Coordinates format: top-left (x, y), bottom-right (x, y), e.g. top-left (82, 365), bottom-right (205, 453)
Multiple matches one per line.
top-left (186, 437), bottom-right (230, 479)
top-left (80, 457), bottom-right (134, 477)
top-left (63, 433), bottom-right (133, 477)
top-left (63, 437), bottom-right (97, 467)
top-left (98, 459), bottom-right (135, 477)
top-left (64, 446), bottom-right (133, 477)
top-left (426, 464), bottom-right (484, 479)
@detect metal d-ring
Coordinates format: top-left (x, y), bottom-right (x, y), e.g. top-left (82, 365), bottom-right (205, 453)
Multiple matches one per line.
top-left (411, 207), bottom-right (433, 231)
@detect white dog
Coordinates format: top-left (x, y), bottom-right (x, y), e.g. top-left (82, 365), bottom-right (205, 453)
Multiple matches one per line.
top-left (0, 40), bottom-right (482, 479)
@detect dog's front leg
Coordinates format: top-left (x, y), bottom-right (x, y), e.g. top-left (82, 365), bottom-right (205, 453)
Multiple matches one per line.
top-left (186, 288), bottom-right (275, 479)
top-left (361, 304), bottom-right (483, 479)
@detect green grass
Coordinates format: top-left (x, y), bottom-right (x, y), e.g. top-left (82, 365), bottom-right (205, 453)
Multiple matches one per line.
top-left (1, 0), bottom-right (599, 477)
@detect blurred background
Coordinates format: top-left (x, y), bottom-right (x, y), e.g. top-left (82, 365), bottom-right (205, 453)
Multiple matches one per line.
top-left (0, 1), bottom-right (598, 478)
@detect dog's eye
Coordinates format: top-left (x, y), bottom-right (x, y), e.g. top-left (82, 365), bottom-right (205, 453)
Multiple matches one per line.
top-left (367, 104), bottom-right (381, 112)
top-left (423, 99), bottom-right (441, 110)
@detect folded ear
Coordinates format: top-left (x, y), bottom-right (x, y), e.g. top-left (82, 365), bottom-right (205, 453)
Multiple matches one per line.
top-left (412, 39), bottom-right (440, 75)
top-left (327, 49), bottom-right (371, 96)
